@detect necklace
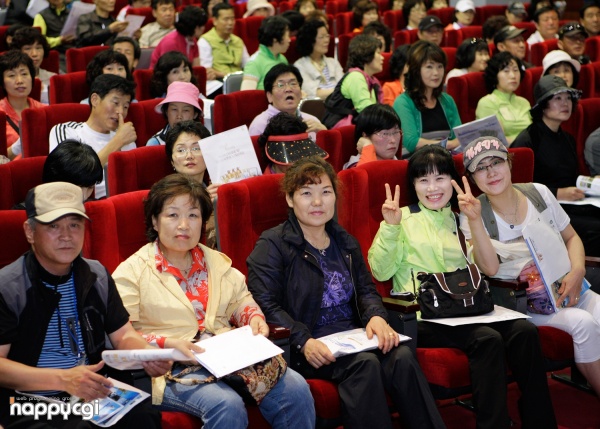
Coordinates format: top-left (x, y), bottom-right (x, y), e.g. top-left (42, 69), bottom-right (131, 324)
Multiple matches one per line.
top-left (166, 252), bottom-right (193, 277)
top-left (489, 190), bottom-right (520, 229)
top-left (307, 233), bottom-right (330, 256)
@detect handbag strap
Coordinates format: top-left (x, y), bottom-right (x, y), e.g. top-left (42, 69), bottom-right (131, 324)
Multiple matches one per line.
top-left (6, 116), bottom-right (19, 134)
top-left (453, 213), bottom-right (469, 262)
top-left (432, 263), bottom-right (482, 299)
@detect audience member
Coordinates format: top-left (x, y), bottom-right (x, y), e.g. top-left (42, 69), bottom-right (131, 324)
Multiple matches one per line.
top-left (139, 0), bottom-right (176, 48)
top-left (0, 182), bottom-right (169, 429)
top-left (446, 0), bottom-right (475, 31)
top-left (460, 135), bottom-right (600, 399)
top-left (295, 0), bottom-right (317, 17)
top-left (580, 1), bottom-right (600, 37)
top-left (585, 126), bottom-right (600, 175)
top-left (249, 64), bottom-right (326, 136)
top-left (445, 37), bottom-right (489, 84)
top-left (150, 51), bottom-right (198, 98)
top-left (0, 52), bottom-right (45, 160)
top-left (294, 19), bottom-right (343, 100)
top-left (430, 0), bottom-right (448, 8)
top-left (49, 74), bottom-right (137, 198)
top-left (243, 0), bottom-right (275, 18)
top-left (418, 16), bottom-right (444, 46)
top-left (112, 173), bottom-right (315, 427)
top-left (363, 21), bottom-right (392, 52)
top-left (10, 27), bottom-right (55, 104)
top-left (394, 41), bottom-right (461, 153)
top-left (506, 2), bottom-right (528, 24)
top-left (344, 104), bottom-right (401, 168)
top-left (322, 35), bottom-right (383, 129)
top-left (147, 82), bottom-right (202, 146)
top-left (558, 22), bottom-right (590, 65)
top-left (112, 36), bottom-right (141, 72)
top-left (368, 144), bottom-right (558, 429)
top-left (402, 0), bottom-right (427, 30)
top-left (527, 6), bottom-right (559, 45)
top-left (5, 23), bottom-right (27, 48)
top-left (352, 0), bottom-right (379, 33)
top-left (202, 0), bottom-right (225, 19)
top-left (476, 52), bottom-right (531, 144)
top-left (83, 49), bottom-right (132, 103)
top-left (32, 0), bottom-right (76, 52)
top-left (494, 25), bottom-right (532, 69)
top-left (247, 155), bottom-right (447, 429)
top-left (76, 0), bottom-right (129, 47)
top-left (382, 44), bottom-right (409, 106)
top-left (199, 3), bottom-right (249, 81)
top-left (242, 16), bottom-right (290, 90)
top-left (257, 113), bottom-right (327, 174)
top-left (482, 15), bottom-right (509, 44)
top-left (281, 10), bottom-right (306, 37)
top-left (542, 49), bottom-right (580, 88)
top-left (150, 5), bottom-right (207, 68)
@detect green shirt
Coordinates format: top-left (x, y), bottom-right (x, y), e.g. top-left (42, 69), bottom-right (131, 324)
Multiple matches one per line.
top-left (243, 44), bottom-right (288, 90)
top-left (368, 203), bottom-right (470, 295)
top-left (475, 89), bottom-right (532, 143)
top-left (340, 70), bottom-right (377, 113)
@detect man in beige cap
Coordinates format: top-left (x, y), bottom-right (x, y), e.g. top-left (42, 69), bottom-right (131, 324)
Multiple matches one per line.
top-left (0, 182), bottom-right (174, 428)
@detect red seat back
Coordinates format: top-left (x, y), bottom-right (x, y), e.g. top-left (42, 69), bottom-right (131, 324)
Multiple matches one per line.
top-left (374, 51), bottom-right (392, 82)
top-left (457, 26), bottom-right (483, 45)
top-left (240, 16), bottom-right (266, 54)
top-left (0, 111), bottom-right (6, 157)
top-left (474, 5), bottom-right (506, 26)
top-left (513, 21), bottom-right (536, 41)
top-left (393, 29), bottom-right (418, 49)
top-left (0, 210), bottom-right (29, 269)
top-left (126, 6), bottom-right (155, 26)
top-left (446, 71), bottom-right (486, 123)
top-left (576, 63), bottom-right (595, 99)
top-left (529, 38), bottom-right (559, 67)
top-left (212, 90), bottom-right (269, 134)
top-left (585, 35), bottom-right (600, 61)
top-left (337, 32), bottom-right (358, 69)
top-left (334, 12), bottom-right (354, 37)
top-left (21, 104), bottom-right (91, 157)
top-left (125, 98), bottom-right (168, 147)
top-left (40, 50), bottom-right (60, 74)
top-left (428, 7), bottom-right (454, 27)
top-left (442, 46), bottom-right (457, 72)
top-left (107, 145), bottom-right (173, 196)
top-left (0, 156), bottom-right (46, 210)
top-left (383, 9), bottom-right (405, 32)
top-left (517, 66), bottom-right (543, 105)
top-left (66, 46), bottom-right (110, 73)
top-left (49, 71), bottom-right (90, 104)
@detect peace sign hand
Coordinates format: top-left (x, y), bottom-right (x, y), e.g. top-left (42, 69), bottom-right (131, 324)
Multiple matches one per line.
top-left (451, 177), bottom-right (481, 221)
top-left (382, 183), bottom-right (402, 225)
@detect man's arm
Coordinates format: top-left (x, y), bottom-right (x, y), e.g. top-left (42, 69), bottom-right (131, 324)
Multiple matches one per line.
top-left (96, 113), bottom-right (137, 166)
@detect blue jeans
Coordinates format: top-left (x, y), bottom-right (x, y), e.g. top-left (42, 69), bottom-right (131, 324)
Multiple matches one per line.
top-left (158, 365), bottom-right (315, 429)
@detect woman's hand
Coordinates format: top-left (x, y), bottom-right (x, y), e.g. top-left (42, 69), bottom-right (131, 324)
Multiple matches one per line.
top-left (557, 187), bottom-right (585, 201)
top-left (452, 176), bottom-right (481, 221)
top-left (164, 338), bottom-right (204, 365)
top-left (206, 183), bottom-right (221, 201)
top-left (302, 338), bottom-right (336, 369)
top-left (366, 316), bottom-right (399, 354)
top-left (249, 316), bottom-right (269, 337)
top-left (556, 268), bottom-right (585, 308)
top-left (382, 183), bottom-right (402, 225)
top-left (446, 138), bottom-right (459, 150)
top-left (356, 136), bottom-right (372, 154)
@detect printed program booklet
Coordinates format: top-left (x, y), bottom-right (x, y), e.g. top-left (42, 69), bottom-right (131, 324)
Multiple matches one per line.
top-left (318, 328), bottom-right (411, 357)
top-left (558, 175), bottom-right (600, 209)
top-left (452, 115), bottom-right (508, 152)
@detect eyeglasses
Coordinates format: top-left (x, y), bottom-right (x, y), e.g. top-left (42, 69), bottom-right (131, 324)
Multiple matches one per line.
top-left (274, 80), bottom-right (300, 90)
top-left (374, 129), bottom-right (402, 139)
top-left (174, 146), bottom-right (202, 158)
top-left (473, 158), bottom-right (506, 175)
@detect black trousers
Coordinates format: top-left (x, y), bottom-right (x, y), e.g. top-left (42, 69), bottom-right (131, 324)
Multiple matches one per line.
top-left (418, 319), bottom-right (557, 429)
top-left (562, 204), bottom-right (600, 257)
top-left (295, 345), bottom-right (446, 429)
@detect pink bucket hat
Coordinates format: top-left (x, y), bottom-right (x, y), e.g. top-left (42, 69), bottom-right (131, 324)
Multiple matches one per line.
top-left (155, 81), bottom-right (202, 114)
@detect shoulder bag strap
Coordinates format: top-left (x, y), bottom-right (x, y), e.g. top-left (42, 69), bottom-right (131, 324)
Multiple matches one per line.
top-left (6, 116), bottom-right (19, 134)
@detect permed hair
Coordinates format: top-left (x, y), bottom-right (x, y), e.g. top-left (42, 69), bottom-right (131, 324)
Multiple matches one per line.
top-left (484, 51), bottom-right (524, 93)
top-left (150, 51), bottom-right (197, 98)
top-left (175, 6), bottom-right (207, 37)
top-left (455, 38), bottom-right (489, 69)
top-left (347, 34), bottom-right (382, 70)
top-left (0, 51), bottom-right (35, 90)
top-left (282, 155), bottom-right (339, 198)
top-left (85, 49), bottom-right (132, 87)
top-left (352, 0), bottom-right (378, 30)
top-left (363, 21), bottom-right (392, 52)
top-left (295, 19), bottom-right (328, 58)
top-left (10, 27), bottom-right (50, 60)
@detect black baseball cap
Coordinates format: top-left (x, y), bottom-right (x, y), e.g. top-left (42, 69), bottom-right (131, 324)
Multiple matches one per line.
top-left (419, 16), bottom-right (443, 32)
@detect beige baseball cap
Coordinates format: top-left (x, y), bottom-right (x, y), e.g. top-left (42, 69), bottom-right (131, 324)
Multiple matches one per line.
top-left (25, 182), bottom-right (89, 224)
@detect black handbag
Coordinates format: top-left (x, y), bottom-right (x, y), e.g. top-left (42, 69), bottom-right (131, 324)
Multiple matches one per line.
top-left (416, 211), bottom-right (494, 319)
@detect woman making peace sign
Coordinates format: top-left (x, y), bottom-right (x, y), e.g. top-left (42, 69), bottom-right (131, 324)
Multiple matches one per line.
top-left (368, 145), bottom-right (557, 429)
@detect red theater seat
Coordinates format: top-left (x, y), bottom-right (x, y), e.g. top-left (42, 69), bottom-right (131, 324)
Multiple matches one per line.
top-left (0, 156), bottom-right (46, 210)
top-left (107, 145), bottom-right (172, 196)
top-left (212, 90), bottom-right (269, 134)
top-left (49, 71), bottom-right (89, 104)
top-left (125, 98), bottom-right (168, 147)
top-left (66, 46), bottom-right (110, 73)
top-left (446, 71), bottom-right (487, 123)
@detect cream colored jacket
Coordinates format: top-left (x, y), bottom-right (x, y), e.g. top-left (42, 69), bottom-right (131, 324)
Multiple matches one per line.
top-left (113, 242), bottom-right (262, 404)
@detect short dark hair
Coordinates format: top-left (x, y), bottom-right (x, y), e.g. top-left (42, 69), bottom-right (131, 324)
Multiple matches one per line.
top-left (408, 144), bottom-right (459, 203)
top-left (282, 155), bottom-right (338, 198)
top-left (533, 6), bottom-right (558, 24)
top-left (389, 44), bottom-right (410, 79)
top-left (264, 64), bottom-right (303, 93)
top-left (10, 27), bottom-right (50, 59)
top-left (363, 21), bottom-right (392, 52)
top-left (354, 104), bottom-right (401, 141)
top-left (212, 2), bottom-right (233, 18)
top-left (455, 38), bottom-right (489, 69)
top-left (44, 140), bottom-right (103, 187)
top-left (258, 113), bottom-right (307, 164)
top-left (89, 74), bottom-right (136, 102)
top-left (151, 0), bottom-right (175, 9)
top-left (175, 6), bottom-right (207, 37)
top-left (581, 1), bottom-right (600, 18)
top-left (144, 173), bottom-right (213, 242)
top-left (482, 15), bottom-right (509, 42)
top-left (0, 51), bottom-right (35, 90)
top-left (347, 34), bottom-right (382, 69)
top-left (352, 0), bottom-right (378, 30)
top-left (86, 49), bottom-right (132, 87)
top-left (258, 16), bottom-right (290, 47)
top-left (484, 51), bottom-right (524, 93)
top-left (295, 19), bottom-right (327, 57)
top-left (281, 10), bottom-right (305, 33)
top-left (5, 24), bottom-right (27, 48)
top-left (112, 36), bottom-right (141, 60)
top-left (150, 51), bottom-right (197, 98)
top-left (402, 0), bottom-right (425, 25)
top-left (404, 40), bottom-right (447, 110)
top-left (165, 120), bottom-right (212, 162)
